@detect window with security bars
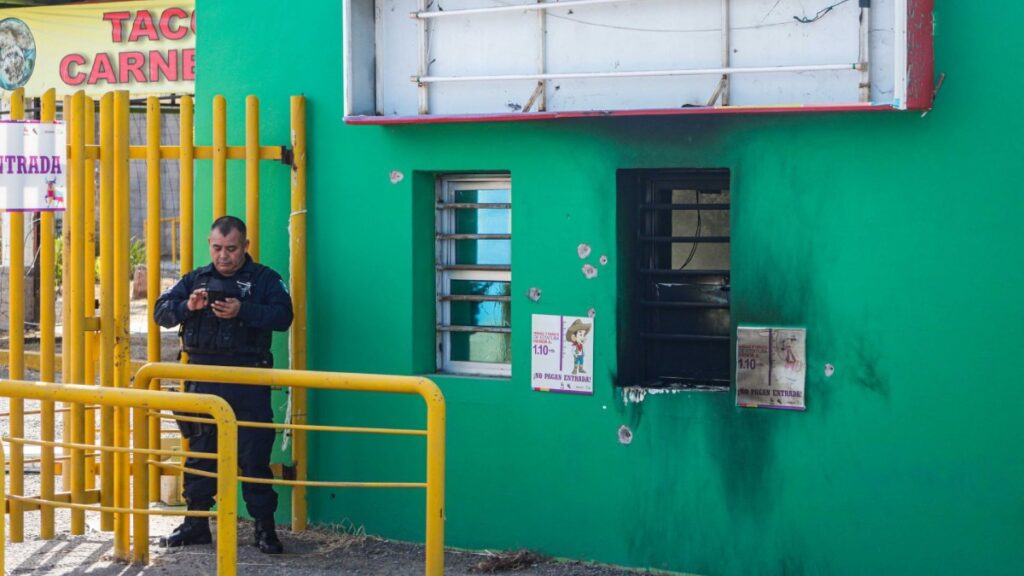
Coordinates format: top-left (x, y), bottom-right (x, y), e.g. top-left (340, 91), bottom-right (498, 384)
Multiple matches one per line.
top-left (620, 169), bottom-right (731, 389)
top-left (436, 175), bottom-right (512, 376)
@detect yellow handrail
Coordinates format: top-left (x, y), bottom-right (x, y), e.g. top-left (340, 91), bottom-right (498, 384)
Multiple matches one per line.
top-left (135, 362), bottom-right (446, 576)
top-left (0, 379), bottom-right (239, 574)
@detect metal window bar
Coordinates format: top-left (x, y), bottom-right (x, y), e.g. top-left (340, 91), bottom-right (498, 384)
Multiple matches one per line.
top-left (412, 0), bottom-right (638, 19)
top-left (436, 264), bottom-right (511, 272)
top-left (635, 173), bottom-right (731, 387)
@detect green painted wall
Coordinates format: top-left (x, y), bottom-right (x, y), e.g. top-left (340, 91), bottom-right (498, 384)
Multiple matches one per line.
top-left (196, 2), bottom-right (1024, 574)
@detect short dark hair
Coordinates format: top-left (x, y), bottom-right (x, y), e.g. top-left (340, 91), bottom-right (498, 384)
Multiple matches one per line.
top-left (211, 215), bottom-right (247, 239)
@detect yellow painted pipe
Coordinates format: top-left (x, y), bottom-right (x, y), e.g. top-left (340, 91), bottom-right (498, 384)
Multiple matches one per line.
top-left (69, 90), bottom-right (87, 536)
top-left (180, 96), bottom-right (194, 274)
top-left (39, 87), bottom-right (57, 540)
top-left (124, 144), bottom-right (283, 161)
top-left (134, 362), bottom-right (446, 576)
top-left (213, 95), bottom-right (227, 218)
top-left (113, 90), bottom-right (132, 560)
top-left (178, 95), bottom-right (195, 495)
top-left (0, 438), bottom-right (5, 574)
top-left (83, 96), bottom-right (97, 494)
top-left (99, 92), bottom-right (116, 532)
top-left (145, 96), bottom-right (162, 502)
top-left (290, 95), bottom-right (309, 531)
top-left (8, 87), bottom-right (25, 543)
top-left (246, 96), bottom-right (260, 260)
top-left (61, 95), bottom-right (72, 494)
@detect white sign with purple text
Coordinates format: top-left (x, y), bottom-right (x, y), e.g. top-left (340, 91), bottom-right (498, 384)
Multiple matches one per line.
top-left (531, 314), bottom-right (594, 395)
top-left (0, 121), bottom-right (67, 211)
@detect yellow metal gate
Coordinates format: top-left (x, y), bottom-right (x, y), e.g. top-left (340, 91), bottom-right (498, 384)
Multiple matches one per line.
top-left (1, 87), bottom-right (307, 562)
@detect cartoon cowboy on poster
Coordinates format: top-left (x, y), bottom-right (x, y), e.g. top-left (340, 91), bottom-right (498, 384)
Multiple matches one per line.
top-left (531, 314), bottom-right (595, 395)
top-left (565, 318), bottom-right (591, 375)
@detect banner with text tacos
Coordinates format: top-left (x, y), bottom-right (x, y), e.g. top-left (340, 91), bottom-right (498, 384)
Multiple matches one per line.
top-left (0, 0), bottom-right (194, 97)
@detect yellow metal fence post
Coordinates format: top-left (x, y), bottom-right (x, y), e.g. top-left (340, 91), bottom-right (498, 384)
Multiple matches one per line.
top-left (8, 87), bottom-right (26, 543)
top-left (99, 92), bottom-right (116, 531)
top-left (425, 390), bottom-right (447, 576)
top-left (39, 88), bottom-right (58, 541)
top-left (216, 416), bottom-right (239, 576)
top-left (246, 95), bottom-right (260, 260)
top-left (84, 95), bottom-right (97, 494)
top-left (61, 97), bottom-right (72, 494)
top-left (69, 89), bottom-right (87, 536)
top-left (113, 89), bottom-right (132, 560)
top-left (213, 95), bottom-right (227, 219)
top-left (180, 96), bottom-right (194, 273)
top-left (1, 438), bottom-right (6, 573)
top-left (146, 96), bottom-right (162, 502)
top-left (289, 95), bottom-right (309, 531)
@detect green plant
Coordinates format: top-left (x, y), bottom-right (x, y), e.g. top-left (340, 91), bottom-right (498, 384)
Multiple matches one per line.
top-left (57, 235), bottom-right (146, 292)
top-left (128, 237), bottom-right (145, 278)
top-left (54, 234), bottom-right (62, 291)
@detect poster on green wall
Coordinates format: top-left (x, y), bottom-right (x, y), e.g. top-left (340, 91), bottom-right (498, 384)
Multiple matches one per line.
top-left (736, 326), bottom-right (806, 411)
top-left (531, 314), bottom-right (594, 395)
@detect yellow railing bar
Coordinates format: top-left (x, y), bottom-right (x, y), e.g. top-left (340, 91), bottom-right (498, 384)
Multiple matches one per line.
top-left (151, 461), bottom-right (427, 489)
top-left (0, 350), bottom-right (147, 376)
top-left (8, 88), bottom-right (26, 544)
top-left (6, 495), bottom-right (217, 517)
top-left (290, 94), bottom-right (309, 531)
top-left (135, 362), bottom-right (445, 576)
top-left (153, 410), bottom-right (427, 436)
top-left (0, 379), bottom-right (239, 573)
top-left (4, 437), bottom-right (217, 461)
top-left (232, 421), bottom-right (428, 436)
top-left (39, 88), bottom-right (58, 541)
top-left (80, 144), bottom-right (285, 161)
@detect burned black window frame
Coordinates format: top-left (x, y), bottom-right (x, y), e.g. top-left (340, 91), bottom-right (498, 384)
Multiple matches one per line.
top-left (618, 169), bottom-right (731, 390)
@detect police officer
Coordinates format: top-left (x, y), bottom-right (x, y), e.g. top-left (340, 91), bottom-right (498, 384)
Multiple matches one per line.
top-left (154, 215), bottom-right (293, 554)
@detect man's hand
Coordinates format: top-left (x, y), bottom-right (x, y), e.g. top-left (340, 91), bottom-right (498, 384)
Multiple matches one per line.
top-left (211, 297), bottom-right (241, 319)
top-left (187, 289), bottom-right (208, 311)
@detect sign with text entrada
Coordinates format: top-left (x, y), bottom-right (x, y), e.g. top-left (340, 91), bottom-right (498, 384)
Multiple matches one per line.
top-left (0, 1), bottom-right (194, 97)
top-left (0, 121), bottom-right (67, 211)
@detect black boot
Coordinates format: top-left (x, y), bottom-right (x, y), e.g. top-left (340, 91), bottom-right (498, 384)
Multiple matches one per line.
top-left (254, 516), bottom-right (283, 554)
top-left (159, 517), bottom-right (212, 547)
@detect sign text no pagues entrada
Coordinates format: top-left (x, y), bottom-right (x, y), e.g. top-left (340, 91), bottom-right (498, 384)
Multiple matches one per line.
top-left (0, 1), bottom-right (195, 97)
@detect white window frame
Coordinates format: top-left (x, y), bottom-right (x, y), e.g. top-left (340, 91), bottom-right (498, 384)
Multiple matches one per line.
top-left (436, 174), bottom-right (512, 377)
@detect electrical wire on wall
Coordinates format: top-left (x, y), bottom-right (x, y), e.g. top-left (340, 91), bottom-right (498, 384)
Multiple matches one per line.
top-left (678, 191), bottom-right (701, 270)
top-left (482, 0), bottom-right (856, 34)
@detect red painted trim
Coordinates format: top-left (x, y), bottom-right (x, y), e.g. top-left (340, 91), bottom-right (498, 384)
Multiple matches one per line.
top-left (346, 104), bottom-right (897, 125)
top-left (905, 0), bottom-right (935, 110)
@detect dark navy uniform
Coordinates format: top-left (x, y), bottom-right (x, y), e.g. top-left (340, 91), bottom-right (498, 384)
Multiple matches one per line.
top-left (154, 254), bottom-right (293, 520)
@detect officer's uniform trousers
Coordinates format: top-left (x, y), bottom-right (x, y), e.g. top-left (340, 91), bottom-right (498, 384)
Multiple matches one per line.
top-left (182, 353), bottom-right (277, 519)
